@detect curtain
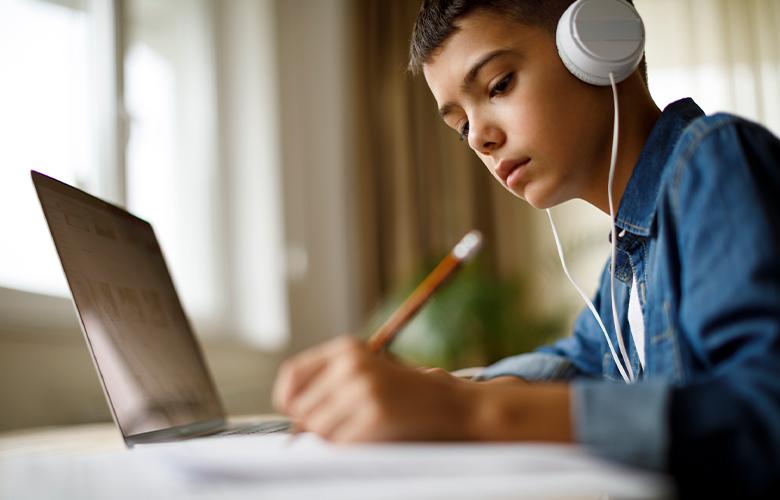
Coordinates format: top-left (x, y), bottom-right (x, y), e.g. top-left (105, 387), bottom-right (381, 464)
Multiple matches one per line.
top-left (349, 0), bottom-right (538, 319)
top-left (639, 0), bottom-right (780, 135)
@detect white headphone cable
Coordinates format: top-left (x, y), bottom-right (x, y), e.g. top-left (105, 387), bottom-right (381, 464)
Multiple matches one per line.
top-left (545, 210), bottom-right (631, 383)
top-left (543, 72), bottom-right (634, 384)
top-left (607, 71), bottom-right (635, 383)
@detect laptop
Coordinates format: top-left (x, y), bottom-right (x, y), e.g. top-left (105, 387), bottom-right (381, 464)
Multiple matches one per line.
top-left (31, 171), bottom-right (290, 447)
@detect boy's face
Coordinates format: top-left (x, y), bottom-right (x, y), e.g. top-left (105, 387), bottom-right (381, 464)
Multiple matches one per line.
top-left (423, 11), bottom-right (613, 208)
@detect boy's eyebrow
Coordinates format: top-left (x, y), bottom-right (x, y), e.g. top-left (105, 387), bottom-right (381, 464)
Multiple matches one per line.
top-left (461, 48), bottom-right (515, 92)
top-left (438, 48), bottom-right (517, 120)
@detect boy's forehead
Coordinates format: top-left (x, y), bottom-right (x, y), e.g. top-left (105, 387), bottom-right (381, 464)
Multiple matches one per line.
top-left (422, 13), bottom-right (541, 100)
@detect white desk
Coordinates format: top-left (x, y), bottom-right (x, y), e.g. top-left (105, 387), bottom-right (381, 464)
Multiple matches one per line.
top-left (0, 422), bottom-right (675, 499)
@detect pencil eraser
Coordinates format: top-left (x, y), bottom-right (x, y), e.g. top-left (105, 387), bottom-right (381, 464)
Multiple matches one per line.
top-left (453, 230), bottom-right (483, 261)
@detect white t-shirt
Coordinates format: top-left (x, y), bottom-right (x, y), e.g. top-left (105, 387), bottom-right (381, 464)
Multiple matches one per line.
top-left (628, 274), bottom-right (646, 369)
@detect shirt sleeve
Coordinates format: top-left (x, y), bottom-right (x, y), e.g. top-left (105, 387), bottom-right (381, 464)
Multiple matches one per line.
top-left (663, 118), bottom-right (780, 496)
top-left (474, 351), bottom-right (579, 381)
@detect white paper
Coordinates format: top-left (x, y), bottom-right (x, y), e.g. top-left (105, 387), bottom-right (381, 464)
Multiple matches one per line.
top-left (1, 433), bottom-right (675, 500)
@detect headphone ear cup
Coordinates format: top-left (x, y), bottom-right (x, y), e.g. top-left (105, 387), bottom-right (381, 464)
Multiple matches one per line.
top-left (556, 0), bottom-right (645, 86)
top-left (558, 39), bottom-right (603, 86)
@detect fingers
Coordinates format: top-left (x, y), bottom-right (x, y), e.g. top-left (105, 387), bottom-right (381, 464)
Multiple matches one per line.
top-left (272, 356), bottom-right (327, 415)
top-left (278, 350), bottom-right (475, 443)
top-left (272, 335), bottom-right (365, 415)
top-left (274, 337), bottom-right (474, 444)
top-left (302, 381), bottom-right (367, 440)
top-left (288, 349), bottom-right (367, 420)
top-left (304, 376), bottom-right (386, 443)
top-left (326, 402), bottom-right (383, 443)
top-left (278, 341), bottom-right (389, 442)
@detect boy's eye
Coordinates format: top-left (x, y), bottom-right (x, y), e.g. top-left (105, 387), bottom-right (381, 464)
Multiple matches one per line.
top-left (489, 73), bottom-right (514, 98)
top-left (459, 121), bottom-right (470, 142)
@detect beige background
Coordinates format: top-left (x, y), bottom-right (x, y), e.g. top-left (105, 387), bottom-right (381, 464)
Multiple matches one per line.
top-left (2, 0), bottom-right (779, 432)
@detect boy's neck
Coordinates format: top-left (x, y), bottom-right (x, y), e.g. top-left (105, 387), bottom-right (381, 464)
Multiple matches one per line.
top-left (583, 73), bottom-right (662, 216)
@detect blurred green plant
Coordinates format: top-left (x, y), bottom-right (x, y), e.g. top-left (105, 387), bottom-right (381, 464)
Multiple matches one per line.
top-left (362, 255), bottom-right (567, 371)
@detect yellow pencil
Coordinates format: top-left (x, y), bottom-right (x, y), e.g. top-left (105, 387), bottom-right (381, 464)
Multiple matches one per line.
top-left (367, 230), bottom-right (483, 353)
top-left (286, 230), bottom-right (482, 441)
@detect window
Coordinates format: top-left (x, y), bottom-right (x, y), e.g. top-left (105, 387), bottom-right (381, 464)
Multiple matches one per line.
top-left (0, 0), bottom-right (96, 296)
top-left (0, 0), bottom-right (289, 348)
top-left (124, 0), bottom-right (223, 328)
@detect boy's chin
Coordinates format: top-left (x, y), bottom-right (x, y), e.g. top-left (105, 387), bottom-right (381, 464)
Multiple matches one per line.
top-left (512, 183), bottom-right (557, 210)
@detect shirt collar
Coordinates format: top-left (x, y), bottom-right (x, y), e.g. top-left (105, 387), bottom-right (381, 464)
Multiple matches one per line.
top-left (615, 98), bottom-right (705, 237)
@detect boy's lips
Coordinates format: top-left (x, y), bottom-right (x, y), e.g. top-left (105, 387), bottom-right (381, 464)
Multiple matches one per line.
top-left (495, 158), bottom-right (531, 187)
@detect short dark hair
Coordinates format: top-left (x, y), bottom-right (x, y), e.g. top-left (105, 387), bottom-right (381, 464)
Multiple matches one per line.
top-left (408, 0), bottom-right (647, 83)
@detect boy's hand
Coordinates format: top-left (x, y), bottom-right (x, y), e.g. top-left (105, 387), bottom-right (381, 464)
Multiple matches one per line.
top-left (272, 336), bottom-right (474, 442)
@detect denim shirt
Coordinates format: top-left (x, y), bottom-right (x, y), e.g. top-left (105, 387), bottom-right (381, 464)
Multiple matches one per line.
top-left (477, 98), bottom-right (780, 496)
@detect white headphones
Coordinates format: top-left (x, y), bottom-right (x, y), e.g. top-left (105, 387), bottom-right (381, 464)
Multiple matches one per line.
top-left (546, 0), bottom-right (646, 384)
top-left (556, 0), bottom-right (645, 86)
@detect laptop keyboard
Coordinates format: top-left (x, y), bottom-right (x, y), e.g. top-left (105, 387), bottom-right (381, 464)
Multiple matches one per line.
top-left (217, 420), bottom-right (291, 437)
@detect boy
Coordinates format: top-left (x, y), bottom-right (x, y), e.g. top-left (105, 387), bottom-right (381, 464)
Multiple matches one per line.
top-left (272, 0), bottom-right (780, 496)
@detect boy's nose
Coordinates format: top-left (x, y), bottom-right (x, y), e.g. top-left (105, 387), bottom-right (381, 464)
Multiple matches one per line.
top-left (468, 123), bottom-right (504, 155)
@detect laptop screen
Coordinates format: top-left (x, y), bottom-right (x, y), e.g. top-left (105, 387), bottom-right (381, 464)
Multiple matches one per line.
top-left (32, 171), bottom-right (224, 437)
